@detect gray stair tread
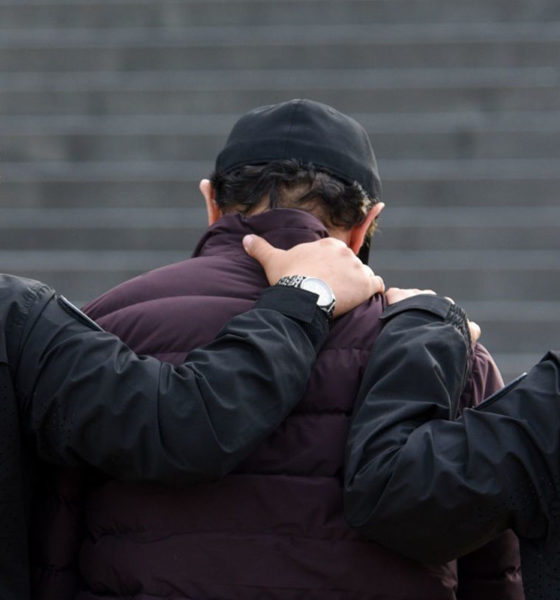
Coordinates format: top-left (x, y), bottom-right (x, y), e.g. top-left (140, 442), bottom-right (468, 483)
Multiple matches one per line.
top-left (3, 132), bottom-right (559, 162)
top-left (2, 248), bottom-right (558, 274)
top-left (3, 22), bottom-right (560, 44)
top-left (2, 180), bottom-right (559, 208)
top-left (491, 354), bottom-right (548, 384)
top-left (1, 67), bottom-right (558, 89)
top-left (0, 0), bottom-right (556, 377)
top-left (1, 0), bottom-right (560, 28)
top-left (3, 90), bottom-right (558, 116)
top-left (2, 205), bottom-right (559, 228)
top-left (2, 158), bottom-right (560, 181)
top-left (2, 206), bottom-right (559, 252)
top-left (3, 110), bottom-right (560, 133)
top-left (2, 68), bottom-right (558, 116)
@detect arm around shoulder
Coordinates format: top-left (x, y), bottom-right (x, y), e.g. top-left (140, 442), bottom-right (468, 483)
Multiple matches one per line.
top-left (343, 294), bottom-right (479, 562)
top-left (16, 282), bottom-right (328, 483)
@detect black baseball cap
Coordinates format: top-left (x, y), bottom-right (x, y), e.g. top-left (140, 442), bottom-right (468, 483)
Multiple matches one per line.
top-left (215, 99), bottom-right (382, 201)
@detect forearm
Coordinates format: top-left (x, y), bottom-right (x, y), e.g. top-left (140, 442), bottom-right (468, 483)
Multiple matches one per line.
top-left (343, 295), bottom-right (497, 562)
top-left (17, 285), bottom-right (327, 483)
top-left (455, 344), bottom-right (523, 599)
top-left (344, 294), bottom-right (557, 565)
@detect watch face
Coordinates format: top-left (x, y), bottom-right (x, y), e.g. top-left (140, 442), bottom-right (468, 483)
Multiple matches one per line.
top-left (300, 277), bottom-right (334, 306)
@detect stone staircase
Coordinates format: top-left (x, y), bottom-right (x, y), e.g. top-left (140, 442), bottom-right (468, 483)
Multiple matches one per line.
top-left (1, 0), bottom-right (559, 382)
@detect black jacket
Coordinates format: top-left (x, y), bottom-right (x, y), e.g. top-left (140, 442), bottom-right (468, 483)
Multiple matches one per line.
top-left (0, 273), bottom-right (328, 600)
top-left (344, 294), bottom-right (560, 600)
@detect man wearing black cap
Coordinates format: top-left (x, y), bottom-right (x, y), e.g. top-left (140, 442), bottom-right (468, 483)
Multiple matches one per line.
top-left (33, 100), bottom-right (523, 599)
top-left (0, 240), bottom-right (378, 600)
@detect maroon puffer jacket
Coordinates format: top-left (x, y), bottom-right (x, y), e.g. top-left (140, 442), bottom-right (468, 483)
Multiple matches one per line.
top-left (32, 209), bottom-right (522, 600)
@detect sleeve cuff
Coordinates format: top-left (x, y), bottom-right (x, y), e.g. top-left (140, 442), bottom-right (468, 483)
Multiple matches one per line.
top-left (381, 294), bottom-right (471, 349)
top-left (380, 294), bottom-right (454, 321)
top-left (254, 286), bottom-right (329, 350)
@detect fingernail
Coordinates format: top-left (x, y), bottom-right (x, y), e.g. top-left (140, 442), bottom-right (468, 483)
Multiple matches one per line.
top-left (242, 234), bottom-right (254, 250)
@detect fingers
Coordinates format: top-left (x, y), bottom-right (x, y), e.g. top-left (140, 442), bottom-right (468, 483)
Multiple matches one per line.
top-left (364, 264), bottom-right (385, 295)
top-left (243, 234), bottom-right (282, 279)
top-left (385, 287), bottom-right (436, 305)
top-left (469, 321), bottom-right (481, 344)
top-left (242, 234), bottom-right (271, 258)
top-left (242, 235), bottom-right (385, 315)
top-left (385, 288), bottom-right (483, 345)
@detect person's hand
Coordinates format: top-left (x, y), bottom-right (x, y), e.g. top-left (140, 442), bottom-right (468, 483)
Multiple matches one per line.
top-left (385, 287), bottom-right (436, 305)
top-left (385, 287), bottom-right (481, 344)
top-left (467, 321), bottom-right (481, 344)
top-left (242, 234), bottom-right (385, 317)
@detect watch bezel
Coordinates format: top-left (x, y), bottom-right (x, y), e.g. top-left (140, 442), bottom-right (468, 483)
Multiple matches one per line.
top-left (298, 277), bottom-right (335, 308)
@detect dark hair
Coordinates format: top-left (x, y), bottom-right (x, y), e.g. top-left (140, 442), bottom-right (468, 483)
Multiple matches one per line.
top-left (210, 159), bottom-right (378, 230)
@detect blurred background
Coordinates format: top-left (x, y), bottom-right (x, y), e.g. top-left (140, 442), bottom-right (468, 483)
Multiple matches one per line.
top-left (1, 0), bottom-right (559, 383)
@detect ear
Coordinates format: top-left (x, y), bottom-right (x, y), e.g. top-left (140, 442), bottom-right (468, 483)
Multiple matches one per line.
top-left (348, 202), bottom-right (385, 255)
top-left (200, 179), bottom-right (222, 225)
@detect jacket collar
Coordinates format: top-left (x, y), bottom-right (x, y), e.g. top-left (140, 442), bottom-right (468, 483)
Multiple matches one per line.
top-left (192, 209), bottom-right (330, 259)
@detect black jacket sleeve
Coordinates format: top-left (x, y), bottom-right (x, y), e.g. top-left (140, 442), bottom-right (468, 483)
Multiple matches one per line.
top-left (343, 294), bottom-right (560, 597)
top-left (8, 275), bottom-right (328, 483)
top-left (344, 295), bottom-right (478, 559)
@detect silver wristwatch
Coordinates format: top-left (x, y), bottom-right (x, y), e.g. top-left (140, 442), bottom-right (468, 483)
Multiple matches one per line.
top-left (276, 275), bottom-right (336, 320)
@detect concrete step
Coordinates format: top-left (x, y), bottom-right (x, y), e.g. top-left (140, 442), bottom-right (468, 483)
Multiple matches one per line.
top-left (2, 24), bottom-right (560, 71)
top-left (1, 206), bottom-right (558, 251)
top-left (0, 207), bottom-right (208, 250)
top-left (1, 68), bottom-right (559, 116)
top-left (0, 0), bottom-right (554, 392)
top-left (1, 248), bottom-right (558, 301)
top-left (373, 249), bottom-right (560, 303)
top-left (2, 158), bottom-right (560, 185)
top-left (1, 161), bottom-right (559, 208)
top-left (3, 111), bottom-right (560, 162)
top-left (0, 249), bottom-right (187, 304)
top-left (4, 110), bottom-right (560, 135)
top-left (5, 22), bottom-right (560, 44)
top-left (462, 300), bottom-right (560, 383)
top-left (479, 323), bottom-right (560, 361)
top-left (387, 178), bottom-right (559, 208)
top-left (1, 0), bottom-right (559, 29)
top-left (375, 206), bottom-right (560, 251)
top-left (493, 354), bottom-right (548, 385)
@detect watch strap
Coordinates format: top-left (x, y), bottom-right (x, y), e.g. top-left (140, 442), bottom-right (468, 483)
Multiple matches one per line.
top-left (276, 275), bottom-right (336, 319)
